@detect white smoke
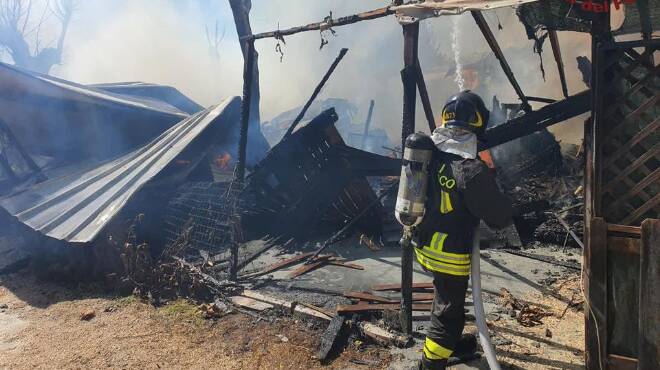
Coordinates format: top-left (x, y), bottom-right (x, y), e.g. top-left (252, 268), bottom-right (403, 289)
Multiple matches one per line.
top-left (43, 1), bottom-right (589, 144)
top-left (451, 15), bottom-right (465, 91)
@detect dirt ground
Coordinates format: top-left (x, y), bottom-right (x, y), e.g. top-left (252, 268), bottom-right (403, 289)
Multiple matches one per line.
top-left (0, 272), bottom-right (391, 370)
top-left (485, 276), bottom-right (586, 370)
top-left (0, 268), bottom-right (585, 370)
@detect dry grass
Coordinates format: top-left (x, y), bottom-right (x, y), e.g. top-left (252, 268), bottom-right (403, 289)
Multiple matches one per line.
top-left (0, 272), bottom-right (391, 370)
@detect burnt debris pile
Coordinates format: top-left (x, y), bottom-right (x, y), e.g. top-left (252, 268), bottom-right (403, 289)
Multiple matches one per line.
top-left (0, 59), bottom-right (590, 365)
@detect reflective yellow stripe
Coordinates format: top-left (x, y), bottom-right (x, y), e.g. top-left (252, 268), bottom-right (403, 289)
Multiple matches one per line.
top-left (419, 246), bottom-right (470, 265)
top-left (427, 232), bottom-right (468, 261)
top-left (430, 232), bottom-right (448, 250)
top-left (423, 337), bottom-right (453, 360)
top-left (440, 190), bottom-right (453, 214)
top-left (444, 191), bottom-right (453, 213)
top-left (415, 250), bottom-right (470, 276)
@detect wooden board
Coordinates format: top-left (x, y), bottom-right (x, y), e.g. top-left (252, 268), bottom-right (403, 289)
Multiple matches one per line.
top-left (328, 261), bottom-right (365, 270)
top-left (608, 354), bottom-right (638, 370)
top-left (241, 290), bottom-right (333, 321)
top-left (288, 259), bottom-right (327, 279)
top-left (344, 291), bottom-right (434, 304)
top-left (230, 296), bottom-right (274, 311)
top-left (343, 291), bottom-right (397, 304)
top-left (585, 217), bottom-right (608, 370)
top-left (336, 303), bottom-right (432, 313)
top-left (372, 282), bottom-right (434, 291)
top-left (240, 252), bottom-right (314, 278)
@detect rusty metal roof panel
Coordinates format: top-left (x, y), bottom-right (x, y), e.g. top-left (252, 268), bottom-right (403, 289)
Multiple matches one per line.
top-left (0, 97), bottom-right (240, 244)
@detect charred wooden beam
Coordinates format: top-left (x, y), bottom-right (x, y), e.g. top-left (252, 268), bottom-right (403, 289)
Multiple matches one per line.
top-left (236, 40), bottom-right (256, 182)
top-left (526, 96), bottom-right (557, 104)
top-left (361, 100), bottom-right (375, 150)
top-left (373, 282), bottom-right (434, 291)
top-left (334, 146), bottom-right (400, 177)
top-left (548, 30), bottom-right (569, 98)
top-left (400, 20), bottom-right (419, 337)
top-left (550, 212), bottom-right (584, 248)
top-left (241, 6), bottom-right (393, 41)
top-left (318, 314), bottom-right (348, 362)
top-left (471, 11), bottom-right (531, 112)
top-left (415, 59), bottom-right (437, 132)
top-left (283, 48), bottom-right (348, 139)
top-left (229, 0), bottom-right (261, 129)
top-left (479, 90), bottom-right (591, 150)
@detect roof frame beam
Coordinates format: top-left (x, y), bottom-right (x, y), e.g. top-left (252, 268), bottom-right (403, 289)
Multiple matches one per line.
top-left (471, 10), bottom-right (531, 112)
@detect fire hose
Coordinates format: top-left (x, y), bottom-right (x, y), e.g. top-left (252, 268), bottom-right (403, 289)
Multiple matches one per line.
top-left (471, 227), bottom-right (501, 370)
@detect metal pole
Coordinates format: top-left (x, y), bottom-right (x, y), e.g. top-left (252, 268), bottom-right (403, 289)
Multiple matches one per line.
top-left (235, 39), bottom-right (255, 183)
top-left (283, 48), bottom-right (348, 140)
top-left (400, 21), bottom-right (419, 336)
top-left (361, 100), bottom-right (375, 150)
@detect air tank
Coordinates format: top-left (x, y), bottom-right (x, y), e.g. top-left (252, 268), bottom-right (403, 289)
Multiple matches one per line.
top-left (395, 132), bottom-right (435, 228)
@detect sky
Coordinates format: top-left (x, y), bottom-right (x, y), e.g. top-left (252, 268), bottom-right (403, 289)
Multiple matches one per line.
top-left (5, 0), bottom-right (592, 144)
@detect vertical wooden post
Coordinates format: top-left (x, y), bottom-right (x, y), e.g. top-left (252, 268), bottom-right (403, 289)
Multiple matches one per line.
top-left (236, 40), bottom-right (255, 183)
top-left (361, 99), bottom-right (375, 150)
top-left (584, 7), bottom-right (611, 369)
top-left (585, 217), bottom-right (608, 370)
top-left (639, 219), bottom-right (660, 370)
top-left (400, 21), bottom-right (419, 336)
top-left (414, 60), bottom-right (436, 133)
top-left (230, 39), bottom-right (255, 281)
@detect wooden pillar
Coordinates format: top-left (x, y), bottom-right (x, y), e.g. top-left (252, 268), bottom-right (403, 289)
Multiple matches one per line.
top-left (400, 20), bottom-right (419, 336)
top-left (361, 100), bottom-right (375, 150)
top-left (584, 217), bottom-right (608, 370)
top-left (584, 7), bottom-right (611, 369)
top-left (235, 40), bottom-right (255, 183)
top-left (639, 219), bottom-right (660, 370)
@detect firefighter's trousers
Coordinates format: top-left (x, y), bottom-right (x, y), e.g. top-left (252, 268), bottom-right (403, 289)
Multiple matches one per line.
top-left (422, 273), bottom-right (469, 369)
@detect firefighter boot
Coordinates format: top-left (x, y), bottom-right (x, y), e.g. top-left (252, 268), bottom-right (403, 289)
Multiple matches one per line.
top-left (419, 355), bottom-right (448, 370)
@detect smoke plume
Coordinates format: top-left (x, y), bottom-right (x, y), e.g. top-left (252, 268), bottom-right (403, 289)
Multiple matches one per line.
top-left (42, 0), bottom-right (589, 146)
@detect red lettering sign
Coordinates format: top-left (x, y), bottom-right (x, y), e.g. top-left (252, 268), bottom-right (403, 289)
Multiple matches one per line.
top-left (565, 0), bottom-right (636, 12)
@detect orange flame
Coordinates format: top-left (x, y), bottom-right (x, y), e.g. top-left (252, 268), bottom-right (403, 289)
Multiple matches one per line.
top-left (215, 152), bottom-right (232, 170)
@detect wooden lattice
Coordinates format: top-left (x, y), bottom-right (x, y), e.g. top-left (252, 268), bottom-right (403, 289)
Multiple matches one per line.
top-left (596, 39), bottom-right (660, 226)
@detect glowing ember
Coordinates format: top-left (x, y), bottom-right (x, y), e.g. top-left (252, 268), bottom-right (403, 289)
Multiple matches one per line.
top-left (215, 152), bottom-right (232, 170)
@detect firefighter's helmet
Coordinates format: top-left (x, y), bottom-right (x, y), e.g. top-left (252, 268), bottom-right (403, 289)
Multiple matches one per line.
top-left (440, 91), bottom-right (490, 137)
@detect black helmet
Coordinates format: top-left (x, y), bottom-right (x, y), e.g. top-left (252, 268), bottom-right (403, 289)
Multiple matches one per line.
top-left (440, 91), bottom-right (490, 137)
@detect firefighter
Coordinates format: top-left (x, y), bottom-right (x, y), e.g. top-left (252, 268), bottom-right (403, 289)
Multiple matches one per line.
top-left (416, 91), bottom-right (513, 369)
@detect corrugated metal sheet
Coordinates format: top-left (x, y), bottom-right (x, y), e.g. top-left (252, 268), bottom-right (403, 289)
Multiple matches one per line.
top-left (0, 62), bottom-right (190, 165)
top-left (0, 63), bottom-right (189, 116)
top-left (90, 82), bottom-right (204, 115)
top-left (0, 97), bottom-right (240, 244)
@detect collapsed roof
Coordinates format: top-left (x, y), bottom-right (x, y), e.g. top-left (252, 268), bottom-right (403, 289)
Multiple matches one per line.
top-left (0, 62), bottom-right (189, 166)
top-left (0, 98), bottom-right (240, 244)
top-left (90, 82), bottom-right (204, 115)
